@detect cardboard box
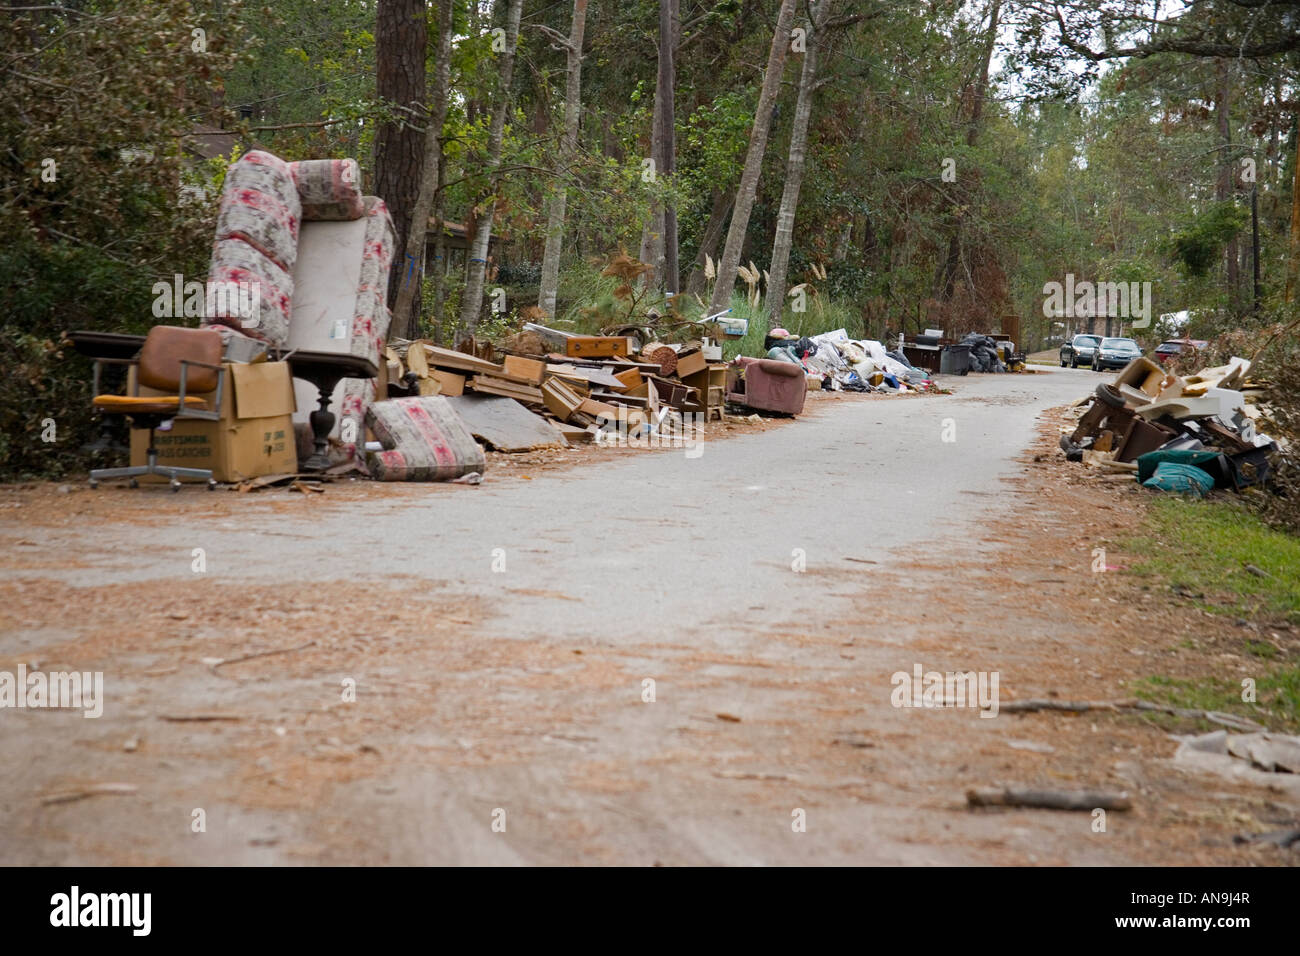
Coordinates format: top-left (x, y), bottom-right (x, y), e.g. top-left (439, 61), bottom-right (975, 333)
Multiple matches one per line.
top-left (128, 361), bottom-right (298, 482)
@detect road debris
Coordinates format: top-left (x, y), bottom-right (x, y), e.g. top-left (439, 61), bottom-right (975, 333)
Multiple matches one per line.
top-left (966, 787), bottom-right (1132, 811)
top-left (40, 783), bottom-right (138, 806)
top-left (1059, 354), bottom-right (1281, 497)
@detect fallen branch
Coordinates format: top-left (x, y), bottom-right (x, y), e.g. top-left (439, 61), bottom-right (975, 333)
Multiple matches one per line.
top-left (208, 641), bottom-right (317, 675)
top-left (966, 787), bottom-right (1131, 811)
top-left (158, 713), bottom-right (244, 722)
top-left (1002, 697), bottom-right (1265, 732)
top-left (714, 770), bottom-right (798, 781)
top-left (40, 783), bottom-right (137, 806)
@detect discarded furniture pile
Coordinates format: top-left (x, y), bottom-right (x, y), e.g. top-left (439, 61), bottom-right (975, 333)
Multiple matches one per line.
top-left (764, 328), bottom-right (935, 394)
top-left (1059, 354), bottom-right (1281, 496)
top-left (380, 326), bottom-right (733, 455)
top-left (75, 148), bottom-right (394, 490)
top-left (76, 148), bottom-right (962, 490)
top-left (900, 331), bottom-right (1023, 375)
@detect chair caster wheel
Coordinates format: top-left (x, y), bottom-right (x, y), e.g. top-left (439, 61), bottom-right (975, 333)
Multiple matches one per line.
top-left (169, 480), bottom-right (181, 493)
top-left (88, 479), bottom-right (98, 490)
top-left (207, 479), bottom-right (218, 491)
top-left (128, 478), bottom-right (138, 488)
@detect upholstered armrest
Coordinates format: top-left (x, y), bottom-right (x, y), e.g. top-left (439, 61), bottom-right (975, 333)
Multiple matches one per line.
top-left (748, 358), bottom-right (804, 378)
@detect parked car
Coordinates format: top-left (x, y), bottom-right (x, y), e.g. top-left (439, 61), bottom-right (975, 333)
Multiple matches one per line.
top-left (1091, 337), bottom-right (1143, 371)
top-left (1154, 338), bottom-right (1209, 365)
top-left (1059, 334), bottom-right (1102, 368)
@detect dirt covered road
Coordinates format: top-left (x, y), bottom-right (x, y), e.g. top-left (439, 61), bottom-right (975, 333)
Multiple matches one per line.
top-left (1, 368), bottom-right (1294, 865)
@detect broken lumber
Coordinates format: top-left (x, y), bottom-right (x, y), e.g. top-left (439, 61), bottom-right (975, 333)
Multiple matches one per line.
top-left (966, 787), bottom-right (1132, 811)
top-left (1003, 697), bottom-right (1265, 732)
top-left (421, 344), bottom-right (503, 375)
top-left (471, 375), bottom-right (544, 404)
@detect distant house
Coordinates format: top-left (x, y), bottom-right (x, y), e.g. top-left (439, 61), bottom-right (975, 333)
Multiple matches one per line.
top-left (425, 218), bottom-right (503, 278)
top-left (178, 125), bottom-right (258, 203)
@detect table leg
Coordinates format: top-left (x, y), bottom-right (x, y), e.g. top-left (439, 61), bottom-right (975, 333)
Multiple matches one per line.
top-left (302, 386), bottom-right (337, 472)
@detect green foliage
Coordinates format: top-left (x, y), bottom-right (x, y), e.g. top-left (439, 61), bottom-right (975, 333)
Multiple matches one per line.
top-left (1168, 203), bottom-right (1249, 278)
top-left (0, 0), bottom-right (244, 479)
top-left (1125, 497), bottom-right (1300, 624)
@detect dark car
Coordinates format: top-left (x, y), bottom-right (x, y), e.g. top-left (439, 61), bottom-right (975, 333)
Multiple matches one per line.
top-left (1154, 338), bottom-right (1208, 365)
top-left (1091, 337), bottom-right (1143, 371)
top-left (1059, 334), bottom-right (1101, 368)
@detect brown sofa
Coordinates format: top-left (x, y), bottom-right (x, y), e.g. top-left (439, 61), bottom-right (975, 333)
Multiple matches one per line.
top-left (727, 357), bottom-right (807, 415)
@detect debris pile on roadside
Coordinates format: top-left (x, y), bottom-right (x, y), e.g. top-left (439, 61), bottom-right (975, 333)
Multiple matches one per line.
top-left (899, 330), bottom-right (1026, 374)
top-left (763, 328), bottom-right (936, 393)
top-left (1059, 354), bottom-right (1281, 496)
top-left (382, 329), bottom-right (729, 457)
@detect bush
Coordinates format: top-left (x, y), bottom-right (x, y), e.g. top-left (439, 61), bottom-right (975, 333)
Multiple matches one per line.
top-left (0, 1), bottom-right (240, 480)
top-left (1255, 337), bottom-right (1300, 535)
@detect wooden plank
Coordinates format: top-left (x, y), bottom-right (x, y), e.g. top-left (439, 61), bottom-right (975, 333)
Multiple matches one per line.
top-left (613, 367), bottom-right (643, 391)
top-left (502, 355), bottom-right (546, 385)
top-left (406, 343), bottom-right (430, 378)
top-left (542, 363), bottom-right (625, 389)
top-left (422, 344), bottom-right (504, 375)
top-left (675, 348), bottom-right (707, 378)
top-left (471, 375), bottom-right (544, 404)
top-left (590, 390), bottom-right (649, 408)
top-left (430, 369), bottom-right (465, 397)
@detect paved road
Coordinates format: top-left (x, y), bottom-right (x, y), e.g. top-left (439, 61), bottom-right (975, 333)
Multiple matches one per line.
top-left (30, 368), bottom-right (1092, 627)
top-left (1, 367), bottom-right (1109, 865)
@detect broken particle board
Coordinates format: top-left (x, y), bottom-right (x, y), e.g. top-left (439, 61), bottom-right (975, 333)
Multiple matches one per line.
top-left (421, 344), bottom-right (504, 376)
top-left (444, 393), bottom-right (567, 451)
top-left (471, 374), bottom-right (544, 404)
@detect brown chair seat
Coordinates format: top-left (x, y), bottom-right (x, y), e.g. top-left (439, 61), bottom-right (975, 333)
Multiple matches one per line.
top-left (93, 394), bottom-right (209, 415)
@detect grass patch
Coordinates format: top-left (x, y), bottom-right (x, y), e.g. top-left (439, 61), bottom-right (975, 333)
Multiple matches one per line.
top-left (1121, 496), bottom-right (1300, 732)
top-left (1132, 669), bottom-right (1300, 734)
top-left (1123, 497), bottom-right (1300, 624)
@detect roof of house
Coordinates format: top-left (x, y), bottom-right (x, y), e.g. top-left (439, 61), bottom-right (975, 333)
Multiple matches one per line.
top-left (183, 125), bottom-right (247, 161)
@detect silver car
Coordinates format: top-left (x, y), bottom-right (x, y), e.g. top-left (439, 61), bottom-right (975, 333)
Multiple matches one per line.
top-left (1092, 337), bottom-right (1142, 371)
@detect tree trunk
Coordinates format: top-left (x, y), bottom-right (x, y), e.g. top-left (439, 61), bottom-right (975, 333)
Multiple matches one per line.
top-left (638, 88), bottom-right (666, 286)
top-left (391, 0), bottom-right (453, 340)
top-left (937, 0), bottom-right (1000, 303)
top-left (374, 0), bottom-right (427, 330)
top-left (458, 0), bottom-right (524, 335)
top-left (709, 0), bottom-right (798, 314)
top-left (1216, 58), bottom-right (1240, 312)
top-left (659, 0), bottom-right (680, 295)
top-left (537, 0), bottom-right (589, 318)
top-left (767, 0), bottom-right (830, 331)
top-left (685, 187), bottom-right (734, 295)
top-left (430, 137), bottom-right (448, 343)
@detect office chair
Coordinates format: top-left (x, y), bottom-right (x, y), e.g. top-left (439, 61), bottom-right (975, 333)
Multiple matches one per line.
top-left (88, 326), bottom-right (225, 491)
